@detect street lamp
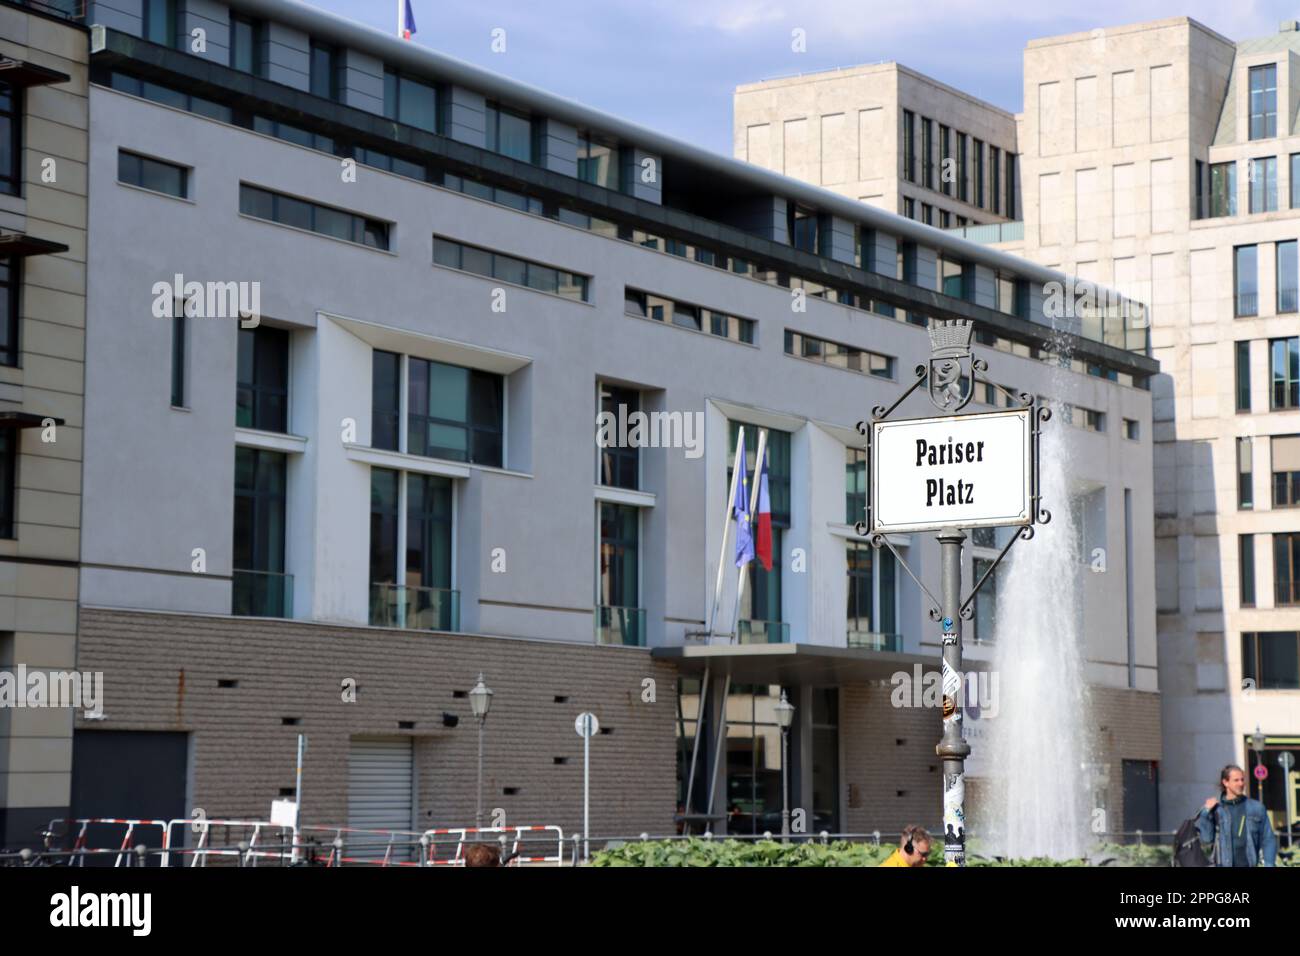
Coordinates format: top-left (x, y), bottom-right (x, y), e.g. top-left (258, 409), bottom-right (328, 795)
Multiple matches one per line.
top-left (774, 689), bottom-right (795, 841)
top-left (1251, 725), bottom-right (1267, 801)
top-left (469, 673), bottom-right (493, 829)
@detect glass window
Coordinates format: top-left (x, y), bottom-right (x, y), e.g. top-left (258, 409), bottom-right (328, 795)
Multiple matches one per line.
top-left (1238, 436), bottom-right (1254, 510)
top-left (845, 446), bottom-right (866, 525)
top-left (143, 0), bottom-right (176, 46)
top-left (578, 132), bottom-right (619, 189)
top-left (1271, 337), bottom-right (1300, 410)
top-left (230, 14), bottom-right (263, 75)
top-left (903, 110), bottom-right (915, 182)
top-left (118, 150), bottom-right (188, 198)
top-left (1275, 533), bottom-right (1300, 606)
top-left (407, 358), bottom-right (503, 467)
top-left (958, 134), bottom-right (968, 203)
top-left (385, 71), bottom-right (439, 133)
top-left (990, 147), bottom-right (1001, 215)
top-left (171, 311), bottom-right (186, 407)
top-left (0, 429), bottom-right (13, 539)
top-left (486, 102), bottom-right (534, 163)
top-left (371, 350), bottom-right (401, 451)
top-left (1235, 245), bottom-right (1258, 316)
top-left (1242, 631), bottom-right (1300, 689)
top-left (370, 467), bottom-right (399, 586)
top-left (922, 118), bottom-right (933, 189)
top-left (1240, 535), bottom-right (1256, 607)
top-left (1210, 162), bottom-right (1237, 217)
top-left (239, 185), bottom-right (390, 251)
top-left (1249, 157), bottom-right (1277, 214)
top-left (1279, 241), bottom-right (1297, 313)
top-left (232, 446), bottom-right (287, 610)
top-left (1249, 64), bottom-right (1277, 140)
top-left (974, 557), bottom-right (998, 642)
top-left (406, 473), bottom-right (454, 591)
top-left (0, 82), bottom-right (19, 197)
top-left (973, 139), bottom-right (985, 208)
top-left (236, 325), bottom-right (289, 432)
top-left (1005, 152), bottom-right (1017, 219)
top-left (939, 125), bottom-right (951, 196)
top-left (0, 258), bottom-right (17, 367)
top-left (1236, 340), bottom-right (1251, 412)
top-left (598, 502), bottom-right (639, 611)
top-left (1292, 155), bottom-right (1300, 209)
top-left (309, 41), bottom-right (338, 100)
top-left (1272, 435), bottom-right (1300, 507)
top-left (598, 383), bottom-right (639, 490)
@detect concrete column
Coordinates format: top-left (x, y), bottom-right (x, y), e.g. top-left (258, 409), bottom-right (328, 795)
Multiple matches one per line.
top-left (536, 118), bottom-right (578, 178)
top-left (179, 0), bottom-right (228, 63)
top-left (338, 47), bottom-right (385, 115)
top-left (621, 147), bottom-right (663, 204)
top-left (445, 86), bottom-right (487, 147)
top-left (262, 21), bottom-right (309, 92)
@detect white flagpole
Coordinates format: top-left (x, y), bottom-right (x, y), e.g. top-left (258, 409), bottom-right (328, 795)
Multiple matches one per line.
top-left (706, 426), bottom-right (745, 642)
top-left (728, 429), bottom-right (767, 644)
top-left (396, 0), bottom-right (404, 37)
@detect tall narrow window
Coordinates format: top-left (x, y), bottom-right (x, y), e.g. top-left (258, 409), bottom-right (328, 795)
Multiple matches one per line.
top-left (1238, 436), bottom-right (1254, 510)
top-left (990, 147), bottom-right (1001, 215)
top-left (229, 14), bottom-right (263, 75)
top-left (958, 134), bottom-right (968, 203)
top-left (1279, 241), bottom-right (1298, 313)
top-left (1271, 337), bottom-right (1300, 410)
top-left (371, 350), bottom-right (401, 451)
top-left (170, 309), bottom-right (186, 407)
top-left (309, 41), bottom-right (338, 100)
top-left (1210, 161), bottom-right (1237, 217)
top-left (0, 258), bottom-right (17, 367)
top-left (143, 0), bottom-right (176, 46)
top-left (1234, 245), bottom-right (1258, 317)
top-left (597, 502), bottom-right (641, 645)
top-left (599, 383), bottom-right (639, 489)
top-left (236, 325), bottom-right (289, 432)
top-left (232, 447), bottom-right (288, 617)
top-left (0, 430), bottom-right (14, 539)
top-left (902, 110), bottom-right (916, 183)
top-left (1236, 340), bottom-right (1252, 412)
top-left (578, 132), bottom-right (620, 190)
top-left (729, 423), bottom-right (790, 641)
top-left (406, 473), bottom-right (455, 629)
top-left (939, 125), bottom-right (951, 195)
top-left (974, 139), bottom-right (985, 208)
top-left (974, 556), bottom-right (998, 642)
top-left (369, 467), bottom-right (399, 589)
top-left (1274, 532), bottom-right (1300, 606)
top-left (486, 102), bottom-right (534, 163)
top-left (921, 118), bottom-right (933, 190)
top-left (1005, 152), bottom-right (1018, 219)
top-left (1240, 535), bottom-right (1256, 608)
top-left (1292, 154), bottom-right (1300, 208)
top-left (845, 446), bottom-right (866, 525)
top-left (0, 82), bottom-right (20, 197)
top-left (1249, 64), bottom-right (1277, 140)
top-left (1195, 159), bottom-right (1205, 218)
top-left (1249, 157), bottom-right (1277, 213)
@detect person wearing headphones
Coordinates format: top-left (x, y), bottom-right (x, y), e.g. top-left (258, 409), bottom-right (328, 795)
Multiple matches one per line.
top-left (879, 825), bottom-right (931, 867)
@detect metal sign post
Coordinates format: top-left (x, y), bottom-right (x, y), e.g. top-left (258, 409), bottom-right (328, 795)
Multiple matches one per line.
top-left (575, 712), bottom-right (599, 863)
top-left (1279, 751), bottom-right (1295, 848)
top-left (857, 319), bottom-right (1049, 867)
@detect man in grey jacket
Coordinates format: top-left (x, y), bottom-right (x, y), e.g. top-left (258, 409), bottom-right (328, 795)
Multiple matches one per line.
top-left (1197, 764), bottom-right (1277, 867)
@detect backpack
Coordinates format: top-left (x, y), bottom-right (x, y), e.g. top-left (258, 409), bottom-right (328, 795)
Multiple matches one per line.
top-left (1172, 815), bottom-right (1213, 867)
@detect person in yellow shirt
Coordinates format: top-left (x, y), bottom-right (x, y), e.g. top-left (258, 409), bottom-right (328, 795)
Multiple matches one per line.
top-left (879, 825), bottom-right (931, 867)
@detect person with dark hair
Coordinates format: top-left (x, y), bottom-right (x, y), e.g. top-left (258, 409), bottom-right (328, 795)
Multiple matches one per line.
top-left (1196, 764), bottom-right (1277, 867)
top-left (879, 825), bottom-right (931, 867)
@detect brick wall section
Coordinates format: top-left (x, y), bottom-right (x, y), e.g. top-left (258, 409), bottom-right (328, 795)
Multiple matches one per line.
top-left (75, 609), bottom-right (678, 838)
top-left (841, 680), bottom-right (942, 837)
top-left (840, 681), bottom-right (1163, 840)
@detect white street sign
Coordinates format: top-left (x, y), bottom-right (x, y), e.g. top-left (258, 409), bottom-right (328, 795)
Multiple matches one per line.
top-left (575, 712), bottom-right (600, 738)
top-left (871, 407), bottom-right (1032, 534)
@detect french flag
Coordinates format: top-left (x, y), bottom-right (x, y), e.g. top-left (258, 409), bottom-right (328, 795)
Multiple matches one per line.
top-left (755, 445), bottom-right (772, 571)
top-left (399, 0), bottom-right (417, 40)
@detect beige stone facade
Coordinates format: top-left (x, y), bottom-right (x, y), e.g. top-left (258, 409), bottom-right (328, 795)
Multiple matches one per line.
top-left (0, 2), bottom-right (87, 849)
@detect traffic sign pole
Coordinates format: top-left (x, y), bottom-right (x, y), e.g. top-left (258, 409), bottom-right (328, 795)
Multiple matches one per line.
top-left (575, 712), bottom-right (599, 863)
top-left (1279, 751), bottom-right (1295, 848)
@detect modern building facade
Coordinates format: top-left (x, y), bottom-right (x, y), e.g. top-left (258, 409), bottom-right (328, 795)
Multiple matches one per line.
top-left (0, 0), bottom-right (1157, 850)
top-left (743, 15), bottom-right (1300, 837)
top-left (0, 0), bottom-right (87, 851)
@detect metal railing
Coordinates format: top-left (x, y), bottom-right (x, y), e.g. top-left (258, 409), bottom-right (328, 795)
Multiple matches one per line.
top-left (369, 582), bottom-right (460, 632)
top-left (232, 570), bottom-right (293, 618)
top-left (737, 619), bottom-right (789, 644)
top-left (596, 605), bottom-right (645, 646)
top-left (945, 221), bottom-right (1025, 244)
top-left (847, 630), bottom-right (901, 652)
top-left (1280, 287), bottom-right (1299, 313)
top-left (1236, 291), bottom-right (1259, 317)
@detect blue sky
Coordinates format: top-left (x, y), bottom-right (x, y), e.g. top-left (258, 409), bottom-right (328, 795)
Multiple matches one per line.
top-left (311, 1), bottom-right (1294, 156)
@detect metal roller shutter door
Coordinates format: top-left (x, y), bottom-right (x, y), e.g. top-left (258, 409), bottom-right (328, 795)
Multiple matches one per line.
top-left (347, 737), bottom-right (414, 859)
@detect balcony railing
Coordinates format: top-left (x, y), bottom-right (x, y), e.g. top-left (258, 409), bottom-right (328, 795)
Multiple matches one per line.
top-left (847, 631), bottom-right (901, 652)
top-left (737, 619), bottom-right (789, 644)
top-left (1236, 292), bottom-right (1258, 317)
top-left (944, 221), bottom-right (1025, 244)
top-left (596, 605), bottom-right (645, 646)
top-left (232, 569), bottom-right (293, 619)
top-left (369, 583), bottom-right (460, 632)
top-left (1279, 288), bottom-right (1299, 314)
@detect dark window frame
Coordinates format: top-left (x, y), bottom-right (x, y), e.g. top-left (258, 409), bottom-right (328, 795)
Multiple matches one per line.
top-left (1241, 630), bottom-right (1300, 690)
top-left (236, 324), bottom-right (290, 433)
top-left (239, 184), bottom-right (390, 250)
top-left (0, 257), bottom-right (18, 368)
top-left (406, 356), bottom-right (504, 468)
top-left (117, 149), bottom-right (189, 199)
top-left (0, 81), bottom-right (21, 198)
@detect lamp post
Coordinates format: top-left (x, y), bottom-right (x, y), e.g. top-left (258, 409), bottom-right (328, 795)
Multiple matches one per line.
top-left (774, 689), bottom-right (795, 841)
top-left (1251, 725), bottom-right (1267, 802)
top-left (469, 673), bottom-right (493, 829)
